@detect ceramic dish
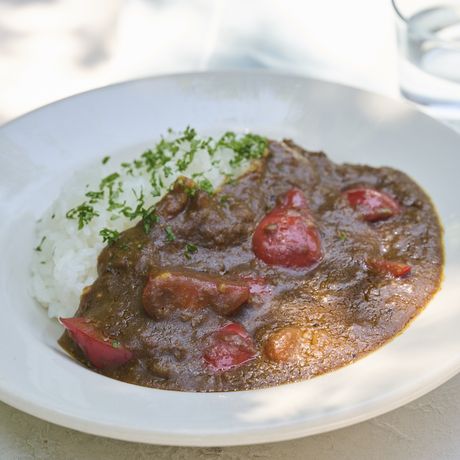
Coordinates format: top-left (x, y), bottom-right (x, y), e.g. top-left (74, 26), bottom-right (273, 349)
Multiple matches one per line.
top-left (0, 72), bottom-right (459, 446)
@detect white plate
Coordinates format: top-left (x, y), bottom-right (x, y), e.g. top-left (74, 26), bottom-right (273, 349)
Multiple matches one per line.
top-left (0, 72), bottom-right (459, 447)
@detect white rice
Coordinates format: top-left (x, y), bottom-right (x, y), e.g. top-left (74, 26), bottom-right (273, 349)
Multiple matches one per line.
top-left (31, 130), bottom-right (261, 318)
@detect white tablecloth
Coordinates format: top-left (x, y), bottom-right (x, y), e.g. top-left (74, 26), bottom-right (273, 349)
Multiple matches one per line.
top-left (0, 1), bottom-right (458, 458)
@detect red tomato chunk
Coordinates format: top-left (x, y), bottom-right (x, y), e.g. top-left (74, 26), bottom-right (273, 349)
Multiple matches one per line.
top-left (143, 270), bottom-right (250, 319)
top-left (368, 259), bottom-right (412, 277)
top-left (280, 187), bottom-right (310, 209)
top-left (203, 323), bottom-right (257, 371)
top-left (60, 317), bottom-right (133, 369)
top-left (239, 275), bottom-right (273, 297)
top-left (252, 188), bottom-right (322, 268)
top-left (344, 187), bottom-right (400, 222)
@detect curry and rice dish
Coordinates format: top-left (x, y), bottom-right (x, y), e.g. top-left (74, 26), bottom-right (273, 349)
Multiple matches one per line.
top-left (32, 130), bottom-right (443, 392)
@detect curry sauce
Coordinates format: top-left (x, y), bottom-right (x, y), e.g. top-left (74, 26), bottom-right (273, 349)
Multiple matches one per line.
top-left (59, 139), bottom-right (443, 391)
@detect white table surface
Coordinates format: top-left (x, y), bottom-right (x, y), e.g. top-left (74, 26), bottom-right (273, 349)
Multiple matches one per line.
top-left (0, 1), bottom-right (459, 458)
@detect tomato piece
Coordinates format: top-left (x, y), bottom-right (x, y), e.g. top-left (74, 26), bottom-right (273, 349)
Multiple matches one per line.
top-left (253, 188), bottom-right (322, 268)
top-left (239, 275), bottom-right (273, 297)
top-left (344, 187), bottom-right (400, 222)
top-left (203, 323), bottom-right (257, 371)
top-left (279, 187), bottom-right (309, 210)
top-left (60, 317), bottom-right (133, 369)
top-left (368, 259), bottom-right (412, 277)
top-left (252, 208), bottom-right (322, 268)
top-left (264, 326), bottom-right (305, 363)
top-left (143, 271), bottom-right (250, 319)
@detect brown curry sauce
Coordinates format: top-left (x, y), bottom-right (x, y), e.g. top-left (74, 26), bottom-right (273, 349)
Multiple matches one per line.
top-left (59, 139), bottom-right (443, 391)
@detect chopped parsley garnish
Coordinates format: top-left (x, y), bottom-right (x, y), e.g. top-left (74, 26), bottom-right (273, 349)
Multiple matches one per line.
top-left (99, 228), bottom-right (120, 244)
top-left (66, 203), bottom-right (99, 229)
top-left (217, 132), bottom-right (268, 167)
top-left (197, 178), bottom-right (214, 195)
top-left (142, 210), bottom-right (159, 234)
top-left (85, 190), bottom-right (104, 204)
top-left (123, 189), bottom-right (159, 233)
top-left (163, 166), bottom-right (173, 177)
top-left (337, 230), bottom-right (348, 241)
top-left (165, 226), bottom-right (176, 242)
top-left (34, 236), bottom-right (46, 252)
top-left (183, 183), bottom-right (197, 197)
top-left (112, 340), bottom-right (120, 349)
top-left (64, 129), bottom-right (267, 242)
top-left (184, 243), bottom-right (198, 259)
top-left (100, 172), bottom-right (120, 190)
top-left (176, 150), bottom-right (195, 172)
top-left (223, 173), bottom-right (236, 185)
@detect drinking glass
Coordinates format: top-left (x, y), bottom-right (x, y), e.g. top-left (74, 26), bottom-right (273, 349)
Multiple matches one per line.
top-left (392, 0), bottom-right (460, 119)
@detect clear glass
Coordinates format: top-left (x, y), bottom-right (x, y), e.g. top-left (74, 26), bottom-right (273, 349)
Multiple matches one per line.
top-left (392, 0), bottom-right (460, 119)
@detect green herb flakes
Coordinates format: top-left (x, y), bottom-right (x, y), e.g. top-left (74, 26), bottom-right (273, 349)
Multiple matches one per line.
top-left (337, 230), bottom-right (348, 241)
top-left (165, 226), bottom-right (176, 242)
top-left (99, 228), bottom-right (120, 245)
top-left (85, 190), bottom-right (104, 204)
top-left (100, 172), bottom-right (120, 190)
top-left (66, 203), bottom-right (99, 229)
top-left (184, 243), bottom-right (198, 259)
top-left (197, 178), bottom-right (214, 195)
top-left (218, 132), bottom-right (268, 167)
top-left (34, 236), bottom-right (46, 252)
top-left (142, 210), bottom-right (159, 234)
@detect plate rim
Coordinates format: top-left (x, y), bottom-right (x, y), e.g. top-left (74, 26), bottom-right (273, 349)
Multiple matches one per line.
top-left (1, 360), bottom-right (459, 446)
